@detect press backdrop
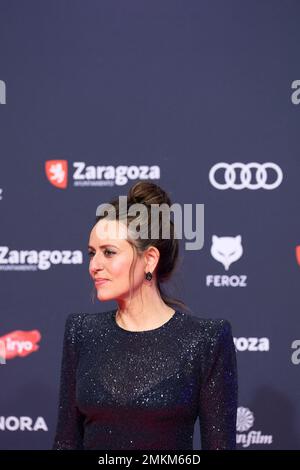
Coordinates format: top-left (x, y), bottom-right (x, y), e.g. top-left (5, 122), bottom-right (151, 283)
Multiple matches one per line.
top-left (0, 0), bottom-right (299, 450)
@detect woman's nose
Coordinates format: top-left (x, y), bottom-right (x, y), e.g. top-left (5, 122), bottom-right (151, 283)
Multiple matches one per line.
top-left (90, 253), bottom-right (104, 272)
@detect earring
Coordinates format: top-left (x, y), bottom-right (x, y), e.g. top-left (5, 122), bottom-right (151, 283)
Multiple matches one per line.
top-left (145, 271), bottom-right (153, 281)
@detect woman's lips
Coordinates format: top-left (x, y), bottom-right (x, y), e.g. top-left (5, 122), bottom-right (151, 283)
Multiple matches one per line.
top-left (94, 279), bottom-right (109, 286)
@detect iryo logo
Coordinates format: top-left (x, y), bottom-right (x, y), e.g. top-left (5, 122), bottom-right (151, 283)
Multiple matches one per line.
top-left (295, 246), bottom-right (300, 266)
top-left (0, 330), bottom-right (41, 361)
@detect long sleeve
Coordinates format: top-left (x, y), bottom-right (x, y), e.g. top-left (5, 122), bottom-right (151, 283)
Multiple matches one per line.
top-left (198, 319), bottom-right (238, 450)
top-left (52, 313), bottom-right (85, 450)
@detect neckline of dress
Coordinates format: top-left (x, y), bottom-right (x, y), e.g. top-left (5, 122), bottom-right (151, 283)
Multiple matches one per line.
top-left (111, 308), bottom-right (179, 335)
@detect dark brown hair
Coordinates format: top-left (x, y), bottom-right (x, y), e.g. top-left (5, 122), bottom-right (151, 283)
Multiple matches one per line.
top-left (91, 181), bottom-right (190, 313)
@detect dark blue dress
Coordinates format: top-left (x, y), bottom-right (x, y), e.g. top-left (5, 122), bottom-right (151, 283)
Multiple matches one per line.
top-left (52, 309), bottom-right (238, 450)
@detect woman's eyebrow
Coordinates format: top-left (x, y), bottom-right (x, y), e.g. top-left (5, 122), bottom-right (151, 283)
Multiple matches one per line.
top-left (88, 244), bottom-right (119, 249)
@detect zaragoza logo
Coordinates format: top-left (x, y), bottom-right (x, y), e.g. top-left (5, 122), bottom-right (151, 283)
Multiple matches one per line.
top-left (45, 160), bottom-right (160, 188)
top-left (45, 160), bottom-right (68, 189)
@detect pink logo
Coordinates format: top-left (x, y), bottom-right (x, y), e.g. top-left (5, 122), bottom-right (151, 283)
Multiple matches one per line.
top-left (0, 330), bottom-right (41, 360)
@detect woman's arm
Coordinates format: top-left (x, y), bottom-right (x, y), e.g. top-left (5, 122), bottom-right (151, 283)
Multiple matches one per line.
top-left (52, 313), bottom-right (85, 450)
top-left (198, 319), bottom-right (238, 450)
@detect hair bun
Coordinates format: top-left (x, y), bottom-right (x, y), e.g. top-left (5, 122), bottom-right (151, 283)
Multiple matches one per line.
top-left (128, 181), bottom-right (171, 207)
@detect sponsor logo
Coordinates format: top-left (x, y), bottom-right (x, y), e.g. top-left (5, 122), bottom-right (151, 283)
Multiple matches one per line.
top-left (0, 340), bottom-right (5, 365)
top-left (0, 247), bottom-right (83, 271)
top-left (0, 330), bottom-right (41, 362)
top-left (45, 160), bottom-right (68, 189)
top-left (291, 80), bottom-right (300, 105)
top-left (0, 80), bottom-right (6, 104)
top-left (234, 337), bottom-right (270, 352)
top-left (209, 162), bottom-right (283, 190)
top-left (295, 246), bottom-right (300, 266)
top-left (206, 235), bottom-right (247, 287)
top-left (210, 235), bottom-right (242, 271)
top-left (236, 407), bottom-right (273, 447)
top-left (291, 340), bottom-right (300, 365)
top-left (45, 160), bottom-right (161, 188)
top-left (0, 416), bottom-right (48, 431)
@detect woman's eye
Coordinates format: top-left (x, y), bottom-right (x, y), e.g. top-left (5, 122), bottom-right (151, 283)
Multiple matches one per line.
top-left (104, 249), bottom-right (115, 256)
top-left (88, 249), bottom-right (115, 258)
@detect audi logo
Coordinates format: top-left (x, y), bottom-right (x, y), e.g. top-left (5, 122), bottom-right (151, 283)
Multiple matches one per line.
top-left (209, 162), bottom-right (283, 190)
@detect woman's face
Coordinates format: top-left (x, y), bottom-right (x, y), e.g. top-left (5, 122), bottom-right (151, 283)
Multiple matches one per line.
top-left (88, 219), bottom-right (145, 302)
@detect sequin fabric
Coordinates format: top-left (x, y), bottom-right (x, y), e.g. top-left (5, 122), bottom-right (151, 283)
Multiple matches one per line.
top-left (52, 309), bottom-right (238, 450)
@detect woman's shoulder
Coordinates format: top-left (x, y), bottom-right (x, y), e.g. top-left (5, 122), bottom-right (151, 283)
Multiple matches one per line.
top-left (62, 311), bottom-right (114, 349)
top-left (64, 310), bottom-right (114, 333)
top-left (182, 310), bottom-right (233, 337)
top-left (182, 312), bottom-right (236, 376)
top-left (180, 311), bottom-right (235, 357)
top-left (63, 310), bottom-right (233, 345)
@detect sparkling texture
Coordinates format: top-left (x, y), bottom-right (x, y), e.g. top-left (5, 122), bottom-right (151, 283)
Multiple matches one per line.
top-left (52, 309), bottom-right (238, 450)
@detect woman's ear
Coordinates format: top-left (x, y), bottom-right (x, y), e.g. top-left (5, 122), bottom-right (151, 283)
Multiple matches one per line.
top-left (144, 246), bottom-right (160, 273)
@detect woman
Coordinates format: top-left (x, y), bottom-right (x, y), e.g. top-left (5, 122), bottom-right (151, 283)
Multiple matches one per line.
top-left (52, 181), bottom-right (238, 450)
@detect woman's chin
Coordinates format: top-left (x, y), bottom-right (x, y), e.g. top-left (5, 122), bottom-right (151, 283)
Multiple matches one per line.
top-left (96, 291), bottom-right (113, 301)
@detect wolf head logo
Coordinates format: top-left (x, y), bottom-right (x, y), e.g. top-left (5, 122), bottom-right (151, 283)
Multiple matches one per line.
top-left (211, 235), bottom-right (243, 271)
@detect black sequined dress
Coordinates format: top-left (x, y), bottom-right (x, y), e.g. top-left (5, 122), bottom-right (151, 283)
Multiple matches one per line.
top-left (52, 309), bottom-right (238, 450)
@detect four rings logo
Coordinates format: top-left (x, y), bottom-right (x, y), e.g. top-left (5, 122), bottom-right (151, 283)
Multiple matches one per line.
top-left (209, 163), bottom-right (283, 190)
